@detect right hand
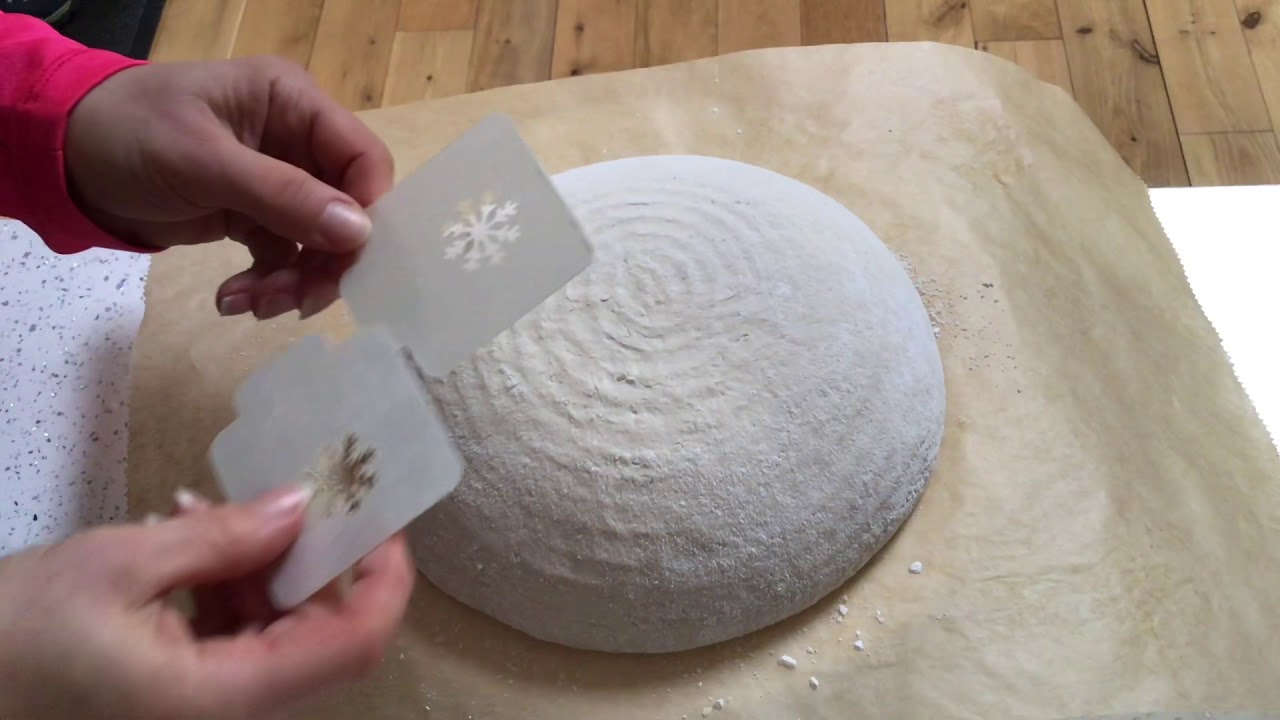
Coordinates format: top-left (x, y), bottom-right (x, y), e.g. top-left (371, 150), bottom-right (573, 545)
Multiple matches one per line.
top-left (0, 485), bottom-right (414, 720)
top-left (66, 56), bottom-right (396, 320)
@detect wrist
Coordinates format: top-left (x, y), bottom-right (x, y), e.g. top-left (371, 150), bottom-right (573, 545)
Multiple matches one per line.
top-left (62, 66), bottom-right (163, 253)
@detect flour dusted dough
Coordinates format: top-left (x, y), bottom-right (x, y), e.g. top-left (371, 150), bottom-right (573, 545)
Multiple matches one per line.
top-left (411, 155), bottom-right (945, 653)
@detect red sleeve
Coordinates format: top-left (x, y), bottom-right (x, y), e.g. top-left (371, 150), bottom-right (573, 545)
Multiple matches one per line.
top-left (0, 11), bottom-right (154, 254)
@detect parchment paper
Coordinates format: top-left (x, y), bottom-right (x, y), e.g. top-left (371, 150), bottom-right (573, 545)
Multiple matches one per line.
top-left (127, 43), bottom-right (1280, 719)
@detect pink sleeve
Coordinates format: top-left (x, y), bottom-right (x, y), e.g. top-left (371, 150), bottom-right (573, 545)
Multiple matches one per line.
top-left (0, 11), bottom-right (154, 254)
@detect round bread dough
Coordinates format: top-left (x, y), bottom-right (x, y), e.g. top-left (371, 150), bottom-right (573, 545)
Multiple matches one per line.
top-left (411, 155), bottom-right (945, 653)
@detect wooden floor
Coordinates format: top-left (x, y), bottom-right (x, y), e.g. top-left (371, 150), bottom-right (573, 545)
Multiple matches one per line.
top-left (149, 0), bottom-right (1280, 188)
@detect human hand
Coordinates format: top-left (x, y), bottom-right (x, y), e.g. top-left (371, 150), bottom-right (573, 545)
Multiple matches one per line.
top-left (0, 486), bottom-right (415, 720)
top-left (64, 56), bottom-right (395, 320)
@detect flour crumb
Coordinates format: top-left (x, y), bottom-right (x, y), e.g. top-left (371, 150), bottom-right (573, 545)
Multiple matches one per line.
top-left (909, 561), bottom-right (924, 574)
top-left (712, 107), bottom-right (719, 115)
top-left (713, 698), bottom-right (726, 710)
top-left (805, 646), bottom-right (817, 655)
top-left (836, 604), bottom-right (849, 617)
top-left (778, 655), bottom-right (798, 669)
top-left (697, 682), bottom-right (703, 688)
top-left (856, 630), bottom-right (862, 637)
top-left (853, 639), bottom-right (865, 652)
top-left (736, 129), bottom-right (742, 135)
top-left (875, 609), bottom-right (886, 624)
top-left (840, 594), bottom-right (848, 603)
top-left (809, 676), bottom-right (820, 690)
top-left (702, 707), bottom-right (713, 718)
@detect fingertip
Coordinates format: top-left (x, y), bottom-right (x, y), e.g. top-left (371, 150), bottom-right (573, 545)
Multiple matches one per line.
top-left (315, 200), bottom-right (371, 253)
top-left (219, 292), bottom-right (253, 317)
top-left (138, 485), bottom-right (311, 596)
top-left (174, 486), bottom-right (213, 513)
top-left (296, 251), bottom-right (351, 319)
top-left (298, 284), bottom-right (338, 320)
top-left (347, 534), bottom-right (414, 635)
top-left (355, 532), bottom-right (412, 579)
top-left (217, 270), bottom-right (259, 317)
top-left (251, 267), bottom-right (303, 320)
top-left (254, 292), bottom-right (298, 321)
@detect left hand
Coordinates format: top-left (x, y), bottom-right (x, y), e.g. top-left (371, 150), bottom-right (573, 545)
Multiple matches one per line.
top-left (64, 56), bottom-right (395, 320)
top-left (0, 485), bottom-right (414, 720)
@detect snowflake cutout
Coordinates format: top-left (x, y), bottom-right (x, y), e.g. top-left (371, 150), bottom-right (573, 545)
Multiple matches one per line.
top-left (442, 191), bottom-right (521, 271)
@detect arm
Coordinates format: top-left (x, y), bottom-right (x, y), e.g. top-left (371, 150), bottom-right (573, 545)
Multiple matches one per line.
top-left (0, 10), bottom-right (150, 254)
top-left (3, 21), bottom-right (390, 318)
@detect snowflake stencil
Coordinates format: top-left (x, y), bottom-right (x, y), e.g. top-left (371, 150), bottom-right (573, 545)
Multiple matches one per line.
top-left (442, 191), bottom-right (521, 271)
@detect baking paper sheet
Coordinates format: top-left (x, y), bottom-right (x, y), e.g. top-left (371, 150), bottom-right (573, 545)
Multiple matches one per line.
top-left (126, 43), bottom-right (1280, 718)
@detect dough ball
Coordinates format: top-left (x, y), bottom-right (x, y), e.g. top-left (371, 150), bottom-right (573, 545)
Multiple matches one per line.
top-left (412, 155), bottom-right (945, 653)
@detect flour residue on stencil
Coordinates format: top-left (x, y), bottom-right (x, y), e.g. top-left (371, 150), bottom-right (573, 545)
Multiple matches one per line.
top-left (442, 191), bottom-right (521, 271)
top-left (304, 433), bottom-right (378, 517)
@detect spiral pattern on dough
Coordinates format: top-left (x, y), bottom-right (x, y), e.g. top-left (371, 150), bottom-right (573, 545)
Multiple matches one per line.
top-left (456, 180), bottom-right (793, 485)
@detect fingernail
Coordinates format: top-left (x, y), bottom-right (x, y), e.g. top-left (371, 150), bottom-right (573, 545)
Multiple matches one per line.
top-left (173, 487), bottom-right (212, 512)
top-left (218, 293), bottom-right (252, 317)
top-left (256, 292), bottom-right (294, 320)
top-left (259, 484), bottom-right (313, 521)
top-left (318, 201), bottom-right (371, 249)
top-left (142, 512), bottom-right (164, 526)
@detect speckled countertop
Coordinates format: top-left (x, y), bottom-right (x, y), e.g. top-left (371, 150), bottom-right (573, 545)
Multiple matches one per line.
top-left (1, 189), bottom-right (1276, 557)
top-left (0, 218), bottom-right (146, 553)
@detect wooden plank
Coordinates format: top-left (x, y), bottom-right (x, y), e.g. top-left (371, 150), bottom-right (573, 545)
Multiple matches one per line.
top-left (1236, 0), bottom-right (1280, 133)
top-left (1146, 0), bottom-right (1272, 133)
top-left (800, 0), bottom-right (887, 44)
top-left (551, 0), bottom-right (638, 79)
top-left (399, 0), bottom-right (478, 31)
top-left (969, 0), bottom-right (1060, 41)
top-left (307, 0), bottom-right (400, 110)
top-left (468, 0), bottom-right (558, 91)
top-left (634, 0), bottom-right (718, 67)
top-left (1058, 0), bottom-right (1189, 186)
top-left (718, 0), bottom-right (802, 53)
top-left (884, 0), bottom-right (974, 47)
top-left (383, 31), bottom-right (474, 106)
top-left (149, 0), bottom-right (246, 62)
top-left (1181, 131), bottom-right (1280, 185)
top-left (231, 0), bottom-right (324, 66)
top-left (978, 39), bottom-right (1073, 95)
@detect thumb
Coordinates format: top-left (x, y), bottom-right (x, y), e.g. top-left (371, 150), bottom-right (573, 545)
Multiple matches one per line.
top-left (136, 485), bottom-right (312, 597)
top-left (209, 139), bottom-right (373, 252)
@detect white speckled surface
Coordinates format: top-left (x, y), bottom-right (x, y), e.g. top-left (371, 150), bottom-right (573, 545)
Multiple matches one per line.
top-left (0, 218), bottom-right (148, 554)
